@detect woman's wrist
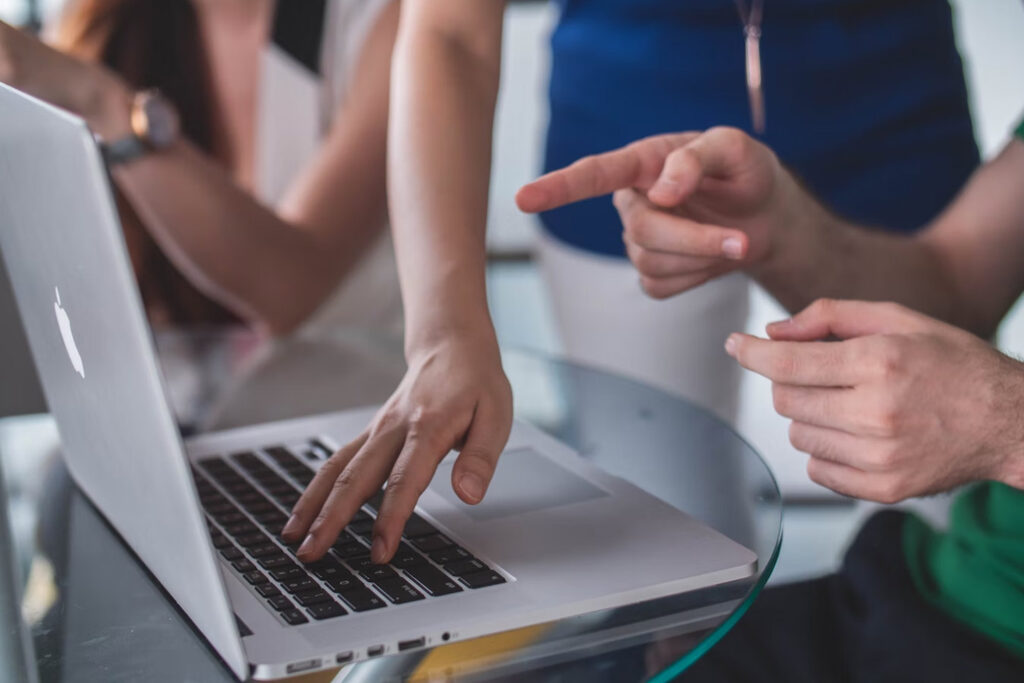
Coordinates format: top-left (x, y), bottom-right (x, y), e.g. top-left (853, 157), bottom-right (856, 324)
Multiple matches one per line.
top-left (404, 309), bottom-right (499, 363)
top-left (75, 68), bottom-right (133, 141)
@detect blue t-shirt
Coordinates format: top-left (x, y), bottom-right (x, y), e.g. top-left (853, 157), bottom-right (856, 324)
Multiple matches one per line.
top-left (541, 0), bottom-right (979, 257)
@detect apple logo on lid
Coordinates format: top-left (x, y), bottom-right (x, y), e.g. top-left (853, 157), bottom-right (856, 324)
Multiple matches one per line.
top-left (54, 287), bottom-right (85, 379)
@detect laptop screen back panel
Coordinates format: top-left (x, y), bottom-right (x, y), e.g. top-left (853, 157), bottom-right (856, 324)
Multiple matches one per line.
top-left (0, 85), bottom-right (248, 679)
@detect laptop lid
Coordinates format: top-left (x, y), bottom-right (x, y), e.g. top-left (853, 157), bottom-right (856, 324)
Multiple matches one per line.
top-left (0, 84), bottom-right (248, 679)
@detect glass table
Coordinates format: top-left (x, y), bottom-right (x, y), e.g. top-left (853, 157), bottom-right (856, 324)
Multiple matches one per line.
top-left (1, 328), bottom-right (782, 682)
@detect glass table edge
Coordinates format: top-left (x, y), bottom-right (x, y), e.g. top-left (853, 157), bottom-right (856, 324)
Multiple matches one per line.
top-left (649, 524), bottom-right (784, 683)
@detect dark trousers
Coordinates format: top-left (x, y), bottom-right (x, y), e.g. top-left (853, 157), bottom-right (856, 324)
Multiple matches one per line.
top-left (679, 511), bottom-right (1024, 683)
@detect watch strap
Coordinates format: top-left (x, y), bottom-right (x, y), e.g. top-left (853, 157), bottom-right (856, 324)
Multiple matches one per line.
top-left (101, 135), bottom-right (148, 167)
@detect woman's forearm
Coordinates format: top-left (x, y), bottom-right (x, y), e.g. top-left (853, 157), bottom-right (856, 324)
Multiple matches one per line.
top-left (388, 2), bottom-right (505, 356)
top-left (114, 136), bottom-right (386, 334)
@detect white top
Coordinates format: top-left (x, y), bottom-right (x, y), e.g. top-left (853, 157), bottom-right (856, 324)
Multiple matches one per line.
top-left (256, 0), bottom-right (401, 336)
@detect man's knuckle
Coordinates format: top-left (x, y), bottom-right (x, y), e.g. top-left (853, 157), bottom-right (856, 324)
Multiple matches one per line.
top-left (810, 298), bottom-right (837, 318)
top-left (633, 249), bottom-right (664, 276)
top-left (805, 458), bottom-right (830, 487)
top-left (875, 479), bottom-right (906, 505)
top-left (768, 353), bottom-right (798, 381)
top-left (707, 126), bottom-right (749, 160)
top-left (625, 212), bottom-right (654, 245)
top-left (639, 277), bottom-right (664, 298)
top-left (772, 385), bottom-right (792, 416)
top-left (866, 443), bottom-right (900, 470)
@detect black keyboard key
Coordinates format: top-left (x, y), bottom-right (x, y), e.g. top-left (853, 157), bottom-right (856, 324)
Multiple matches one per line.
top-left (444, 559), bottom-right (487, 576)
top-left (360, 565), bottom-right (399, 583)
top-left (267, 596), bottom-right (293, 612)
top-left (337, 588), bottom-right (386, 612)
top-left (375, 578), bottom-right (424, 604)
top-left (324, 574), bottom-right (362, 593)
top-left (234, 491), bottom-right (265, 506)
top-left (223, 521), bottom-right (258, 537)
top-left (269, 567), bottom-right (305, 582)
top-left (348, 518), bottom-right (375, 536)
top-left (391, 544), bottom-right (428, 569)
top-left (306, 602), bottom-right (347, 620)
top-left (280, 609), bottom-right (308, 625)
top-left (402, 514), bottom-right (437, 539)
top-left (231, 559), bottom-right (256, 573)
top-left (255, 511), bottom-right (287, 526)
top-left (204, 502), bottom-right (236, 516)
top-left (256, 584), bottom-right (282, 599)
top-left (350, 509), bottom-right (373, 524)
top-left (214, 511), bottom-right (247, 525)
top-left (294, 590), bottom-right (332, 607)
top-left (429, 547), bottom-right (472, 565)
top-left (266, 484), bottom-right (298, 499)
top-left (310, 560), bottom-right (348, 582)
top-left (237, 532), bottom-right (271, 548)
top-left (277, 492), bottom-right (300, 507)
top-left (310, 439), bottom-right (334, 458)
top-left (345, 555), bottom-right (373, 572)
top-left (219, 547), bottom-right (243, 561)
top-left (211, 534), bottom-right (232, 550)
top-left (242, 571), bottom-right (266, 585)
top-left (243, 501), bottom-right (276, 515)
top-left (409, 534), bottom-right (454, 553)
top-left (258, 555), bottom-right (295, 570)
top-left (282, 577), bottom-right (318, 594)
top-left (247, 543), bottom-right (281, 558)
top-left (264, 446), bottom-right (295, 468)
top-left (459, 570), bottom-right (507, 589)
top-left (404, 564), bottom-right (463, 597)
top-left (332, 540), bottom-right (368, 559)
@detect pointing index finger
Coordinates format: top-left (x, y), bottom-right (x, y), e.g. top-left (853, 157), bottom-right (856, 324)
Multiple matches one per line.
top-left (516, 133), bottom-right (698, 213)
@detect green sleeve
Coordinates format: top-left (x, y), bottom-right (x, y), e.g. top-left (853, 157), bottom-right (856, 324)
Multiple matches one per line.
top-left (1017, 117), bottom-right (1024, 140)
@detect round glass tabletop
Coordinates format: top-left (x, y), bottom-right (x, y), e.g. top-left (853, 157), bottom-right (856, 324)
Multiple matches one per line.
top-left (1, 328), bottom-right (781, 682)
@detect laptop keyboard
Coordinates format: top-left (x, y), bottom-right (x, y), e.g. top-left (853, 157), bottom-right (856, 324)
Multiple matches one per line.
top-left (192, 440), bottom-right (506, 627)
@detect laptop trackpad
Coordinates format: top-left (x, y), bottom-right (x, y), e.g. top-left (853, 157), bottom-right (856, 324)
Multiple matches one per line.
top-left (431, 448), bottom-right (608, 522)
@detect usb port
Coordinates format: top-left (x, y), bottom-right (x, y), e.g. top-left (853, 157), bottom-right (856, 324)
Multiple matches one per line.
top-left (336, 652), bottom-right (353, 664)
top-left (367, 645), bottom-right (385, 658)
top-left (398, 637), bottom-right (426, 652)
top-left (286, 659), bottom-right (319, 674)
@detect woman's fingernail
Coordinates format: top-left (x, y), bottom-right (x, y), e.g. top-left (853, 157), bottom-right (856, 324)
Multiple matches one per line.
top-left (281, 514), bottom-right (299, 538)
top-left (459, 473), bottom-right (485, 503)
top-left (371, 536), bottom-right (388, 564)
top-left (767, 318), bottom-right (792, 332)
top-left (722, 237), bottom-right (744, 260)
top-left (297, 535), bottom-right (314, 557)
top-left (724, 335), bottom-right (739, 356)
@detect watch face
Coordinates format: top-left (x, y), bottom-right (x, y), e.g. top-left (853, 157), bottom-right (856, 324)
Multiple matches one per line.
top-left (132, 91), bottom-right (180, 149)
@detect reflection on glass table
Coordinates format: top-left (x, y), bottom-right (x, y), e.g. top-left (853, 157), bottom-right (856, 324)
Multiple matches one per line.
top-left (2, 328), bottom-right (782, 682)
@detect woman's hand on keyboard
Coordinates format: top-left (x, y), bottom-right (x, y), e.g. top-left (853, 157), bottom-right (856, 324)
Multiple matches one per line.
top-left (282, 331), bottom-right (513, 564)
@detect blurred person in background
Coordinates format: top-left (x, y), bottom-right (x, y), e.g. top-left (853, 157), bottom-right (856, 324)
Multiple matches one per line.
top-left (0, 0), bottom-right (401, 335)
top-left (282, 0), bottom-right (980, 566)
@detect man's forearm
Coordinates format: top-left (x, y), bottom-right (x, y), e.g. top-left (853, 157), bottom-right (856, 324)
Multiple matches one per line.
top-left (752, 197), bottom-right (965, 330)
top-left (754, 141), bottom-right (1024, 339)
top-left (388, 17), bottom-right (503, 354)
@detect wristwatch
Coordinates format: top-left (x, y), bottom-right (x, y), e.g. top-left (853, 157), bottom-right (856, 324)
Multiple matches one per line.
top-left (100, 89), bottom-right (180, 167)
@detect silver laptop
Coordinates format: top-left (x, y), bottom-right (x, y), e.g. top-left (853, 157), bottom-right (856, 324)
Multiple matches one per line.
top-left (0, 83), bottom-right (756, 680)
